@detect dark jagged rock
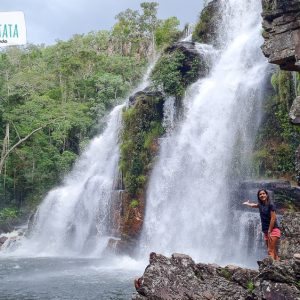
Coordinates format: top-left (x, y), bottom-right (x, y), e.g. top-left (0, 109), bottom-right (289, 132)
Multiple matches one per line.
top-left (129, 90), bottom-right (164, 108)
top-left (133, 212), bottom-right (300, 299)
top-left (132, 253), bottom-right (256, 300)
top-left (296, 146), bottom-right (300, 185)
top-left (289, 96), bottom-right (300, 125)
top-left (240, 179), bottom-right (291, 190)
top-left (192, 0), bottom-right (221, 47)
top-left (167, 41), bottom-right (209, 79)
top-left (167, 41), bottom-right (210, 79)
top-left (0, 236), bottom-right (8, 249)
top-left (281, 212), bottom-right (300, 237)
top-left (280, 212), bottom-right (300, 258)
top-left (132, 252), bottom-right (300, 300)
top-left (261, 0), bottom-right (300, 71)
top-left (253, 255), bottom-right (300, 299)
top-left (151, 41), bottom-right (208, 98)
top-left (168, 41), bottom-right (199, 56)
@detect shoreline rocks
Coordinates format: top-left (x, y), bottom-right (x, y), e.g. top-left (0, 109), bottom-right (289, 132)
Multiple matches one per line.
top-left (132, 211), bottom-right (300, 299)
top-left (133, 252), bottom-right (300, 300)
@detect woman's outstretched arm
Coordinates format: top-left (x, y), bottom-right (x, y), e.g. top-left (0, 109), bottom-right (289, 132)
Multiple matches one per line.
top-left (242, 200), bottom-right (259, 208)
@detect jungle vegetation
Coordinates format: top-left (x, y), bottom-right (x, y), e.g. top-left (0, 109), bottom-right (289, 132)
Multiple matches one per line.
top-left (0, 2), bottom-right (181, 224)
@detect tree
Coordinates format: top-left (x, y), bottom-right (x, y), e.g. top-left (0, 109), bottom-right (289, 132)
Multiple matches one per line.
top-left (155, 17), bottom-right (181, 49)
top-left (112, 9), bottom-right (141, 55)
top-left (140, 2), bottom-right (159, 56)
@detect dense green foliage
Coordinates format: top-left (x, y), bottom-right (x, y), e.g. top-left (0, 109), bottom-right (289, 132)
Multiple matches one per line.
top-left (253, 70), bottom-right (300, 179)
top-left (120, 92), bottom-right (164, 201)
top-left (0, 207), bottom-right (19, 224)
top-left (151, 49), bottom-right (202, 97)
top-left (155, 17), bottom-right (181, 48)
top-left (192, 5), bottom-right (212, 43)
top-left (192, 0), bottom-right (219, 45)
top-left (0, 2), bottom-right (181, 222)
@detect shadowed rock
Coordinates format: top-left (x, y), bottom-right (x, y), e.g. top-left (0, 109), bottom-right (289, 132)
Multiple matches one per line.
top-left (289, 96), bottom-right (300, 125)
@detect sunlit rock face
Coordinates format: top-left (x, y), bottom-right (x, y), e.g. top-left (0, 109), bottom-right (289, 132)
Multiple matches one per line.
top-left (261, 0), bottom-right (300, 71)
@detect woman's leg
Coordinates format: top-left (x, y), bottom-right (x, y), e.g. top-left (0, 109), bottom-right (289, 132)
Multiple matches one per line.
top-left (268, 236), bottom-right (279, 260)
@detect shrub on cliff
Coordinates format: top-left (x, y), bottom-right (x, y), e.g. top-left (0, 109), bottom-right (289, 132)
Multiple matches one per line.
top-left (151, 48), bottom-right (202, 97)
top-left (253, 70), bottom-right (300, 179)
top-left (120, 92), bottom-right (164, 199)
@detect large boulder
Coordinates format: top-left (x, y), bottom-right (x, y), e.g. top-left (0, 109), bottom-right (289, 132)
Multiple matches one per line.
top-left (132, 252), bottom-right (300, 299)
top-left (261, 0), bottom-right (300, 71)
top-left (167, 41), bottom-right (210, 79)
top-left (151, 41), bottom-right (208, 98)
top-left (133, 253), bottom-right (256, 300)
top-left (253, 255), bottom-right (300, 299)
top-left (133, 212), bottom-right (300, 298)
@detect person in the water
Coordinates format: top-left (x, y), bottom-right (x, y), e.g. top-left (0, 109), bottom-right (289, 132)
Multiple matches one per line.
top-left (243, 189), bottom-right (281, 260)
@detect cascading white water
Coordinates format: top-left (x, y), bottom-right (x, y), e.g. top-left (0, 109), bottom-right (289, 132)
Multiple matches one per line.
top-left (140, 0), bottom-right (268, 266)
top-left (9, 105), bottom-right (123, 256)
top-left (2, 61), bottom-right (157, 257)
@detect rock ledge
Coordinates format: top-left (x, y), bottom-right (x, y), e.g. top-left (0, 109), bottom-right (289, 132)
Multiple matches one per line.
top-left (133, 252), bottom-right (300, 300)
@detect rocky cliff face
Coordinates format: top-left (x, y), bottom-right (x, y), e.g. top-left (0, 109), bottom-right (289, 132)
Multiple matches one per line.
top-left (261, 0), bottom-right (300, 185)
top-left (261, 0), bottom-right (300, 71)
top-left (108, 41), bottom-right (208, 255)
top-left (280, 212), bottom-right (300, 259)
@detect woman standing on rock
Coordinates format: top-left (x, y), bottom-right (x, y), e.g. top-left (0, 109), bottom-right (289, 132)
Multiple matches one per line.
top-left (243, 189), bottom-right (281, 260)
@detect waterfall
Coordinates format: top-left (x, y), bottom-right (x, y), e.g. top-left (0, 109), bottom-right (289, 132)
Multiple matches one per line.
top-left (7, 105), bottom-right (123, 256)
top-left (139, 0), bottom-right (268, 266)
top-left (2, 61), bottom-right (157, 257)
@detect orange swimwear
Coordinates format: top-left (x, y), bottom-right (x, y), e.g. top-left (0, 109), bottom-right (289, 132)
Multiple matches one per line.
top-left (264, 228), bottom-right (281, 240)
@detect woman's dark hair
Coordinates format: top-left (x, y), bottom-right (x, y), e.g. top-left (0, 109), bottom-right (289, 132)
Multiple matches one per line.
top-left (257, 189), bottom-right (269, 205)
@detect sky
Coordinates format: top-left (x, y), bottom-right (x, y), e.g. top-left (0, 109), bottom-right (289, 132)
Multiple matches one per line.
top-left (0, 0), bottom-right (204, 45)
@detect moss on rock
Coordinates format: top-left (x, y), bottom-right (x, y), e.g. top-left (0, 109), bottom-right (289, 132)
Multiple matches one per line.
top-left (192, 0), bottom-right (221, 46)
top-left (253, 69), bottom-right (300, 181)
top-left (120, 91), bottom-right (164, 199)
top-left (151, 42), bottom-right (206, 98)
